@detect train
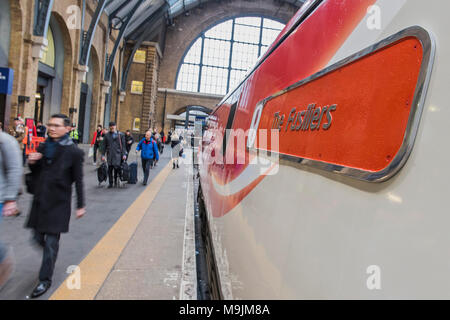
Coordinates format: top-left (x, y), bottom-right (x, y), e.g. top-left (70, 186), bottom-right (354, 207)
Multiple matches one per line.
top-left (196, 0), bottom-right (450, 299)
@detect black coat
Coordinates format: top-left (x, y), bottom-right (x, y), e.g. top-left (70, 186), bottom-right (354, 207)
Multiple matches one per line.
top-left (26, 136), bottom-right (85, 234)
top-left (125, 134), bottom-right (134, 152)
top-left (102, 131), bottom-right (127, 167)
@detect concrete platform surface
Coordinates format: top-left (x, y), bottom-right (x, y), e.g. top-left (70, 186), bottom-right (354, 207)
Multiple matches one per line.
top-left (0, 143), bottom-right (195, 300)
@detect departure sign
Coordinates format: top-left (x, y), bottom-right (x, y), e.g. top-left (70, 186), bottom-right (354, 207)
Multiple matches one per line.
top-left (249, 27), bottom-right (435, 182)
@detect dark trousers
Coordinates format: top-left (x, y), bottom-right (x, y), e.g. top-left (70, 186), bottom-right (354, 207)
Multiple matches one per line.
top-left (108, 165), bottom-right (120, 186)
top-left (93, 144), bottom-right (99, 163)
top-left (33, 231), bottom-right (60, 285)
top-left (142, 158), bottom-right (154, 184)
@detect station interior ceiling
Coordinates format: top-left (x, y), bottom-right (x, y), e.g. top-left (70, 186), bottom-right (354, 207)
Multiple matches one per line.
top-left (105, 0), bottom-right (306, 41)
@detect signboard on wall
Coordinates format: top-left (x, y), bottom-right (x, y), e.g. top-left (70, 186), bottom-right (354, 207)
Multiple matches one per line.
top-left (0, 68), bottom-right (14, 95)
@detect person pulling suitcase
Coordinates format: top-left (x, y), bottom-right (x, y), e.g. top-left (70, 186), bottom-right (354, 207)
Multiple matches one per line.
top-left (136, 130), bottom-right (159, 186)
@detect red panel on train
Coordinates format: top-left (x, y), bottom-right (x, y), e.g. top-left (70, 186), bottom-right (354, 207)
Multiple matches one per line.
top-left (255, 37), bottom-right (423, 172)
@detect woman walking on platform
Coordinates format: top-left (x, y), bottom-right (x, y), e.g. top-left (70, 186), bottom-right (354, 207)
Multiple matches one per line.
top-left (171, 132), bottom-right (182, 169)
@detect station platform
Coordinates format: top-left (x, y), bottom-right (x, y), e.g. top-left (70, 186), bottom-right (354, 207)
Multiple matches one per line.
top-left (0, 143), bottom-right (197, 300)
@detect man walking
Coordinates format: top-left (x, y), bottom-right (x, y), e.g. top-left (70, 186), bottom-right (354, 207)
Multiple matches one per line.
top-left (0, 132), bottom-right (22, 288)
top-left (26, 114), bottom-right (85, 298)
top-left (136, 131), bottom-right (159, 186)
top-left (101, 122), bottom-right (127, 188)
top-left (90, 125), bottom-right (104, 165)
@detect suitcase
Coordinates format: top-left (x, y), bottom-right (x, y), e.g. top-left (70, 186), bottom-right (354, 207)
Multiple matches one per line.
top-left (97, 162), bottom-right (108, 185)
top-left (128, 162), bottom-right (138, 184)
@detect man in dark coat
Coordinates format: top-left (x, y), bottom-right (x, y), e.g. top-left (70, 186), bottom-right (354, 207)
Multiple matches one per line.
top-left (101, 122), bottom-right (127, 188)
top-left (26, 114), bottom-right (85, 298)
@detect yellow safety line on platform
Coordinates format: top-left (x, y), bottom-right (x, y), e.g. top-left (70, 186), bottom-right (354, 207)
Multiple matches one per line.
top-left (49, 161), bottom-right (172, 300)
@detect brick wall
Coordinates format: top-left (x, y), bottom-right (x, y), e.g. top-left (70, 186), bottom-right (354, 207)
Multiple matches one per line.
top-left (5, 0), bottom-right (121, 141)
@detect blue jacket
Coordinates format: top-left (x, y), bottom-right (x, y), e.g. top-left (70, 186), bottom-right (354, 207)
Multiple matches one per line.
top-left (136, 138), bottom-right (159, 160)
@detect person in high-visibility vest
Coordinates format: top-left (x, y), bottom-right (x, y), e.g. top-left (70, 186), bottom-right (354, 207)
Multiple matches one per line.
top-left (69, 124), bottom-right (79, 145)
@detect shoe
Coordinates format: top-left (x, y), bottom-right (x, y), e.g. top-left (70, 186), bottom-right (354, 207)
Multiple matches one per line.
top-left (0, 253), bottom-right (14, 288)
top-left (173, 163), bottom-right (175, 169)
top-left (107, 184), bottom-right (113, 189)
top-left (30, 281), bottom-right (51, 298)
top-left (177, 164), bottom-right (179, 168)
top-left (142, 182), bottom-right (147, 186)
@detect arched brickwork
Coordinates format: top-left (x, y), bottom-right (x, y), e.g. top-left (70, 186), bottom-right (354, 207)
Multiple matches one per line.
top-left (159, 0), bottom-right (298, 89)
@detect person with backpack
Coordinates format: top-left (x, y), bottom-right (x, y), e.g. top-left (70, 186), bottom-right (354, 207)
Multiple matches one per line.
top-left (101, 122), bottom-right (127, 188)
top-left (136, 130), bottom-right (159, 186)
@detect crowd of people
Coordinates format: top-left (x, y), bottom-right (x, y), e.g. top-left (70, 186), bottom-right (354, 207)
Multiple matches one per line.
top-left (0, 115), bottom-right (186, 299)
top-left (92, 123), bottom-right (177, 187)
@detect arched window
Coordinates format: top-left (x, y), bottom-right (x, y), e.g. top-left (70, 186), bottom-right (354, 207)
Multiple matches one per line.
top-left (176, 17), bottom-right (285, 95)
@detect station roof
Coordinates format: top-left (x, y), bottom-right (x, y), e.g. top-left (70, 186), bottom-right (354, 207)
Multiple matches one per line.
top-left (104, 0), bottom-right (305, 40)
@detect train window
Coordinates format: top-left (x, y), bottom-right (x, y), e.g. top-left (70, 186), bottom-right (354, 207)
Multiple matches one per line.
top-left (222, 102), bottom-right (238, 156)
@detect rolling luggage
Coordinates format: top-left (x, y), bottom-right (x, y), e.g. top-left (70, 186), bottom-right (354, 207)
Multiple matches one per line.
top-left (127, 151), bottom-right (139, 184)
top-left (128, 161), bottom-right (138, 184)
